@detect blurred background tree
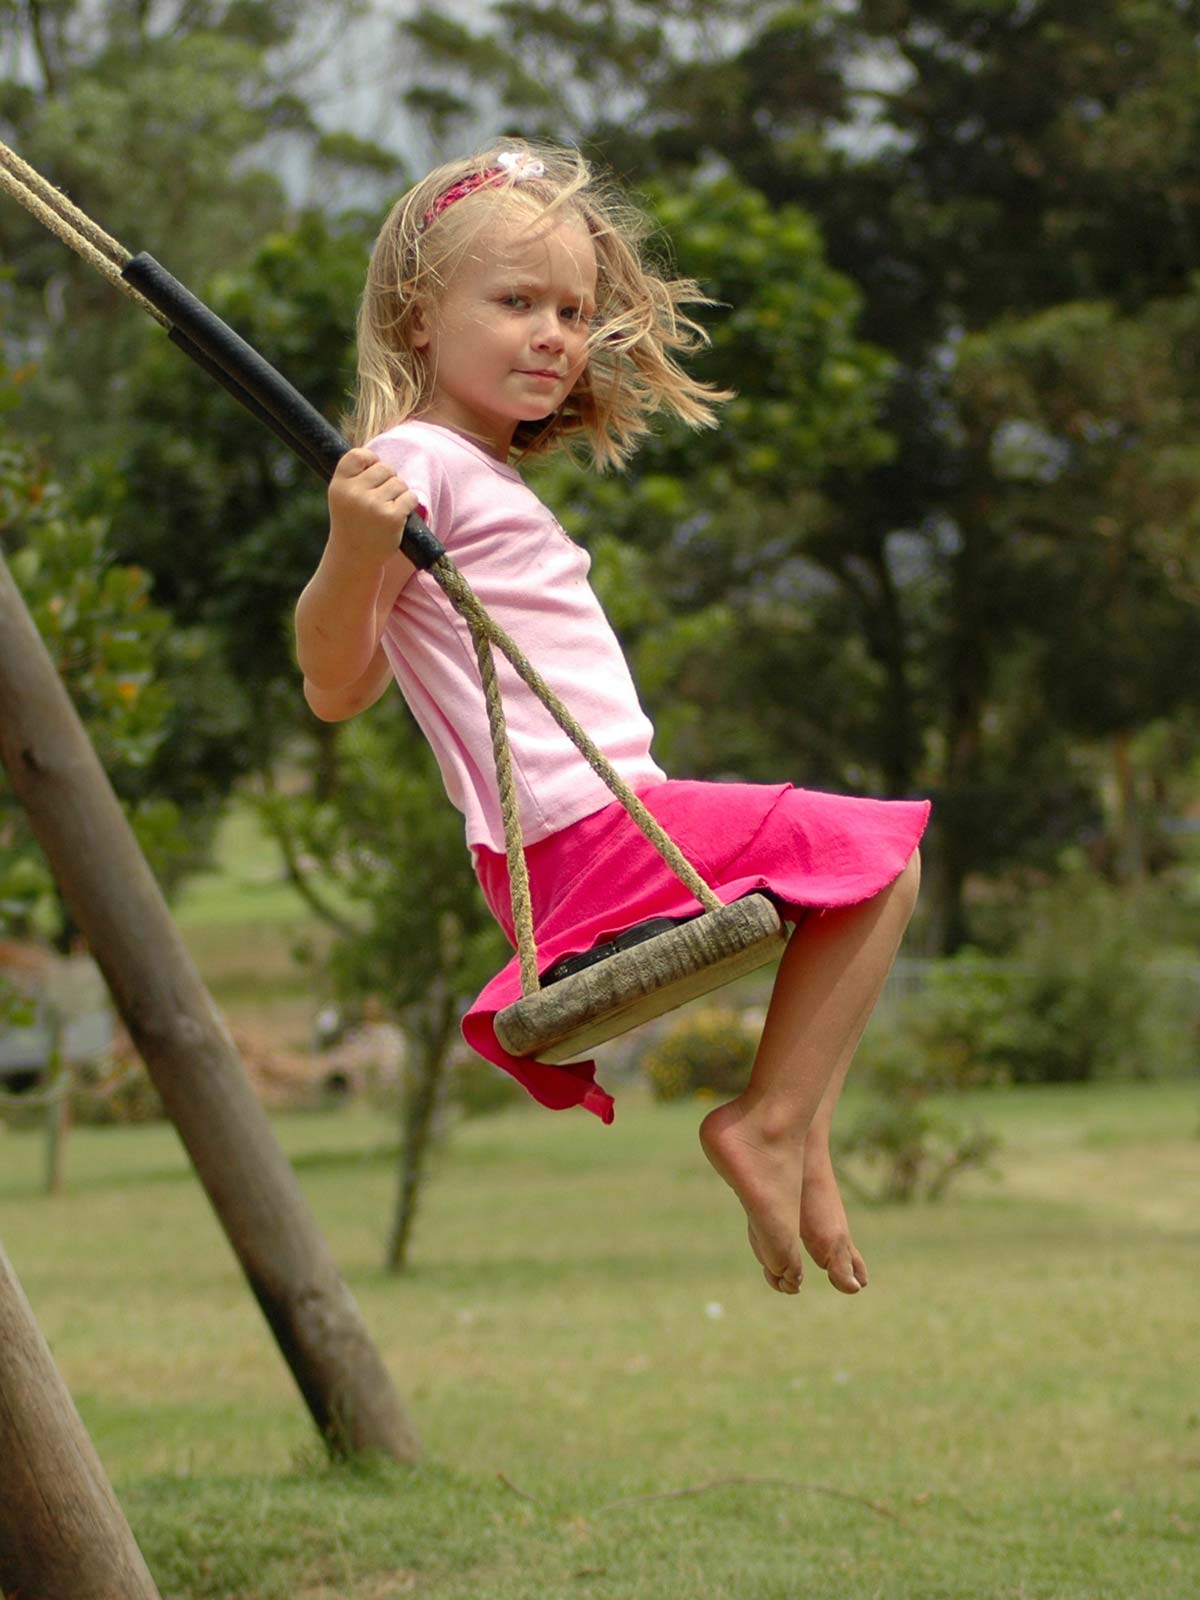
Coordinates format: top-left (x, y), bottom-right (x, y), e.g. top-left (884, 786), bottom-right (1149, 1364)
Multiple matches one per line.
top-left (0, 0), bottom-right (399, 455)
top-left (0, 376), bottom-right (177, 942)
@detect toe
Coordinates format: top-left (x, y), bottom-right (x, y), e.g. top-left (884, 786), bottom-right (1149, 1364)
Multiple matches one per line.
top-left (826, 1242), bottom-right (865, 1294)
top-left (751, 1229), bottom-right (803, 1294)
top-left (750, 1225), bottom-right (803, 1293)
top-left (762, 1257), bottom-right (802, 1294)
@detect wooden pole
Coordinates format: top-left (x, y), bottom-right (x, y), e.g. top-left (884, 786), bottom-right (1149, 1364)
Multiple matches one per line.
top-left (0, 552), bottom-right (420, 1462)
top-left (0, 1235), bottom-right (163, 1600)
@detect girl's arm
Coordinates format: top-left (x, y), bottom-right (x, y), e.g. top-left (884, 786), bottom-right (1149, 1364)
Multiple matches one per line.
top-left (303, 558), bottom-right (412, 722)
top-left (295, 448), bottom-right (419, 716)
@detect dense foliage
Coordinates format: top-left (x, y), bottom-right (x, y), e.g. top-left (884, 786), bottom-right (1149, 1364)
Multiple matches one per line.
top-left (0, 409), bottom-right (179, 934)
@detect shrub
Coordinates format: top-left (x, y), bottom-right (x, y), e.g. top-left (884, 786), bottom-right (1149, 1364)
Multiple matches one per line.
top-left (836, 1035), bottom-right (1000, 1203)
top-left (449, 1056), bottom-right (528, 1118)
top-left (832, 870), bottom-right (1197, 1202)
top-left (642, 1007), bottom-right (758, 1102)
top-left (905, 875), bottom-right (1195, 1086)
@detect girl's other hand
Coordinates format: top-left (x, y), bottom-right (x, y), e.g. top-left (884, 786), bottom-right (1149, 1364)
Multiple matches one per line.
top-left (327, 447), bottom-right (420, 569)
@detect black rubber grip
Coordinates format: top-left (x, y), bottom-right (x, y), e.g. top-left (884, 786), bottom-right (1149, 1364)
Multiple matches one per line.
top-left (124, 252), bottom-right (346, 476)
top-left (121, 251), bottom-right (446, 570)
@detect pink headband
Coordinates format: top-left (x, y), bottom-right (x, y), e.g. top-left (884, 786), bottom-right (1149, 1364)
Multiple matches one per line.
top-left (421, 151), bottom-right (547, 231)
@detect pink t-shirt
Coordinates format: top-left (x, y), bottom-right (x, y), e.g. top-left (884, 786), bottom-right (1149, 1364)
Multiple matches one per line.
top-left (371, 420), bottom-right (666, 852)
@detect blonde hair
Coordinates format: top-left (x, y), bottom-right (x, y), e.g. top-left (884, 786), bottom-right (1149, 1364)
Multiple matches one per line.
top-left (347, 139), bottom-right (728, 470)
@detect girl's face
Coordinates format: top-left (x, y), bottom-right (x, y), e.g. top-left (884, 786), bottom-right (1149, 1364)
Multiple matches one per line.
top-left (413, 212), bottom-right (597, 458)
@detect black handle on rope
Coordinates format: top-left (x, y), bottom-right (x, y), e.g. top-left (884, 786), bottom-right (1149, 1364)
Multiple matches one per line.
top-left (120, 251), bottom-right (445, 571)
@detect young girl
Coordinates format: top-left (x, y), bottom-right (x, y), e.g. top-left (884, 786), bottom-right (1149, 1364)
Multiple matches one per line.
top-left (295, 142), bottom-right (928, 1298)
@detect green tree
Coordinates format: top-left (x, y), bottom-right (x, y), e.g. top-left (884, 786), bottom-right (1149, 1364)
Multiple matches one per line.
top-left (949, 291), bottom-right (1200, 890)
top-left (0, 0), bottom-right (412, 842)
top-left (0, 397), bottom-right (175, 939)
top-left (404, 2), bottom-right (1200, 330)
top-left (79, 205), bottom-right (386, 792)
top-left (0, 0), bottom-right (396, 461)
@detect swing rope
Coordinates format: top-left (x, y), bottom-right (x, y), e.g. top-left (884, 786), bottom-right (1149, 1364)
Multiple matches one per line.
top-left (0, 139), bottom-right (724, 1002)
top-left (0, 142), bottom-right (165, 324)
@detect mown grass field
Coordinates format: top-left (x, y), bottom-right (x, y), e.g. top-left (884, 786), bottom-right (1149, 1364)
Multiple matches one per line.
top-left (1, 1076), bottom-right (1197, 1600)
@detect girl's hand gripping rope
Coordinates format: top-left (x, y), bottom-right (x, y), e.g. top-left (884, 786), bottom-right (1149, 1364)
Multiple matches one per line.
top-left (327, 447), bottom-right (421, 570)
top-left (295, 448), bottom-right (419, 703)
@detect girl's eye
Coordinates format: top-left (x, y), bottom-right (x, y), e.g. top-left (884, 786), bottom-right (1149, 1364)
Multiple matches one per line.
top-left (563, 307), bottom-right (592, 325)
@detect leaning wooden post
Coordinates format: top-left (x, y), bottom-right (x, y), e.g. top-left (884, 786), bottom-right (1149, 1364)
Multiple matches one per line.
top-left (0, 1234), bottom-right (163, 1600)
top-left (0, 552), bottom-right (420, 1462)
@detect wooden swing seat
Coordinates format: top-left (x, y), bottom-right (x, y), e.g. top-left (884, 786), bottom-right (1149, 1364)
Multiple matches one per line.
top-left (494, 894), bottom-right (787, 1063)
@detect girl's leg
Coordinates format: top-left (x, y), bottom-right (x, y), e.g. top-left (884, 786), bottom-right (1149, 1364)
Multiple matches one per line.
top-left (699, 849), bottom-right (920, 1295)
top-left (797, 1038), bottom-right (869, 1292)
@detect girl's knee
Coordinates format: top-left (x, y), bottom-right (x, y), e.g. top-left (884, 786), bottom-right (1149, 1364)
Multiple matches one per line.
top-left (895, 846), bottom-right (921, 914)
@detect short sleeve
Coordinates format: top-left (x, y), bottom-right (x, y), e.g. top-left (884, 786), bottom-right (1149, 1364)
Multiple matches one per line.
top-left (366, 429), bottom-right (454, 545)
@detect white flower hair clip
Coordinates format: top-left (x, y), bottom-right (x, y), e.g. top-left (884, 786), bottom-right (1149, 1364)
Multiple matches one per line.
top-left (495, 151), bottom-right (546, 180)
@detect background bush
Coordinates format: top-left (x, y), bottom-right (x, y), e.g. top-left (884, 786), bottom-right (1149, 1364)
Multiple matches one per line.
top-left (642, 1007), bottom-right (758, 1102)
top-left (836, 1033), bottom-right (1001, 1203)
top-left (449, 1056), bottom-right (527, 1119)
top-left (897, 874), bottom-right (1197, 1087)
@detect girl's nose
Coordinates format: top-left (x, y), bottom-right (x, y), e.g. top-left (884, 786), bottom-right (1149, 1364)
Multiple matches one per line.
top-left (532, 313), bottom-right (565, 351)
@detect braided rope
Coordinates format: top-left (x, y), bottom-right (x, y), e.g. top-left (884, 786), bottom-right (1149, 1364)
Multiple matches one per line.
top-left (466, 615), bottom-right (541, 993)
top-left (0, 141), bottom-right (127, 263)
top-left (0, 141), bottom-right (166, 325)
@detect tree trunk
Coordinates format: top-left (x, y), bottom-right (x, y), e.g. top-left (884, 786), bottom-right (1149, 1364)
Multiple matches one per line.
top-left (928, 654), bottom-right (984, 956)
top-left (387, 988), bottom-right (456, 1273)
top-left (1111, 729), bottom-right (1146, 883)
top-left (862, 546), bottom-right (919, 797)
top-left (0, 551), bottom-right (420, 1462)
top-left (932, 504), bottom-right (990, 955)
top-left (313, 717), bottom-right (340, 803)
top-left (0, 1237), bottom-right (162, 1600)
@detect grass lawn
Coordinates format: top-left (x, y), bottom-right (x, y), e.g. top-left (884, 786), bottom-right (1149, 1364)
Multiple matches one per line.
top-left (0, 1078), bottom-right (1197, 1599)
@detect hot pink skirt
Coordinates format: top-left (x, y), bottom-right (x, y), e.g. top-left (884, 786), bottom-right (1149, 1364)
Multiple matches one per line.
top-left (463, 779), bottom-right (930, 1123)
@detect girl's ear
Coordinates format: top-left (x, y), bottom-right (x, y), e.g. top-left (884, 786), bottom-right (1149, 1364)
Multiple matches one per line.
top-left (410, 302), bottom-right (433, 351)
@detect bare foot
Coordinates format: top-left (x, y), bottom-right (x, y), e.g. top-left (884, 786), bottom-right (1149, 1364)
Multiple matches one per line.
top-left (699, 1098), bottom-right (807, 1294)
top-left (799, 1151), bottom-right (868, 1294)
